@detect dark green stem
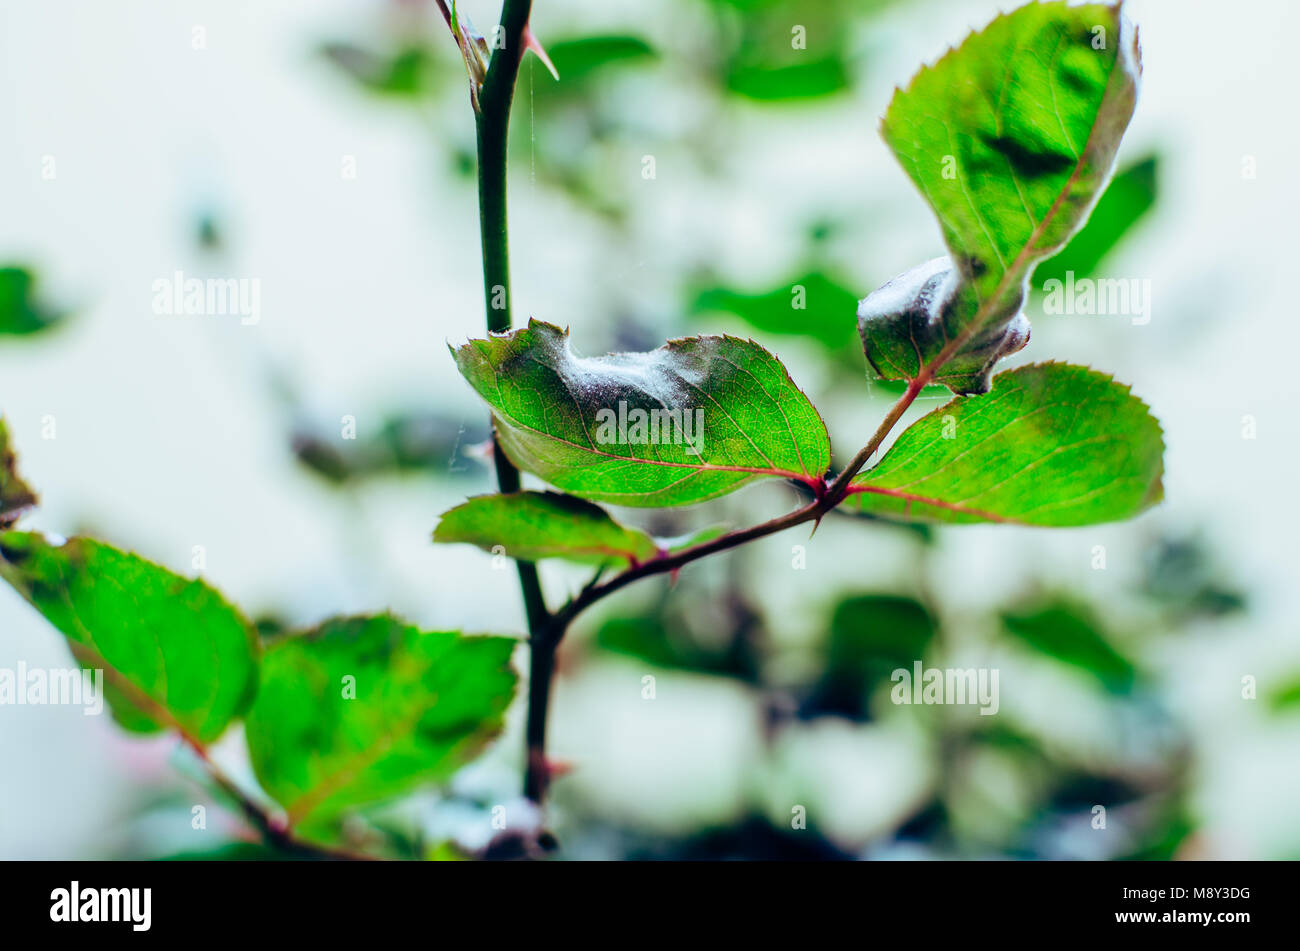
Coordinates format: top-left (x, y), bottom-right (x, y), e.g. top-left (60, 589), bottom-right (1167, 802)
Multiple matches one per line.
top-left (475, 0), bottom-right (532, 335)
top-left (471, 0), bottom-right (554, 805)
top-left (465, 0), bottom-right (930, 809)
top-left (523, 637), bottom-right (556, 802)
top-left (476, 117), bottom-right (511, 336)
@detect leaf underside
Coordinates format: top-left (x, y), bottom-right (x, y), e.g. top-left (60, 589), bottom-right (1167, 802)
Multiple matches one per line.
top-left (1002, 598), bottom-right (1136, 692)
top-left (452, 319), bottom-right (830, 507)
top-left (849, 362), bottom-right (1163, 526)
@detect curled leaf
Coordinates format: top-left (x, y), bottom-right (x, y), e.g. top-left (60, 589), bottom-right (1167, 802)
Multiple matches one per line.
top-left (861, 1), bottom-right (1141, 394)
top-left (451, 319), bottom-right (830, 507)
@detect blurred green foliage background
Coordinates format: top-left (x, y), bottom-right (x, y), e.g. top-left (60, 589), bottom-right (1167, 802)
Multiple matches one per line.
top-left (1, 0), bottom-right (1296, 860)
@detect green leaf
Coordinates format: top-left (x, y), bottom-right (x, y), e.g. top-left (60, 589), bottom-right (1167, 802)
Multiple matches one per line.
top-left (859, 1), bottom-right (1140, 394)
top-left (320, 43), bottom-right (434, 98)
top-left (244, 616), bottom-right (516, 837)
top-left (1, 266), bottom-right (65, 337)
top-left (689, 271), bottom-right (860, 351)
top-left (708, 0), bottom-right (866, 103)
top-left (452, 319), bottom-right (831, 507)
top-left (725, 57), bottom-right (849, 101)
top-left (0, 418), bottom-right (37, 527)
top-left (1001, 598), bottom-right (1136, 692)
top-left (0, 532), bottom-right (259, 743)
top-left (806, 594), bottom-right (937, 719)
top-left (1270, 678), bottom-right (1300, 713)
top-left (849, 363), bottom-right (1164, 526)
top-left (594, 612), bottom-right (757, 680)
top-left (435, 491), bottom-right (659, 566)
top-left (435, 493), bottom-right (728, 568)
top-left (1036, 153), bottom-right (1158, 285)
top-left (543, 35), bottom-right (656, 85)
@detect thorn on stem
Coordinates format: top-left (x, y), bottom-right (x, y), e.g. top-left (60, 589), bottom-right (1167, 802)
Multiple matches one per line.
top-left (545, 757), bottom-right (575, 780)
top-left (523, 24), bottom-right (560, 80)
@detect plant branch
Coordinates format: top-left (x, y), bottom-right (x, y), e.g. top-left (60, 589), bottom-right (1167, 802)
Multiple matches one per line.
top-left (825, 374), bottom-right (928, 503)
top-left (542, 378), bottom-right (929, 642)
top-left (533, 324), bottom-right (983, 648)
top-left (464, 0), bottom-right (940, 806)
top-left (182, 737), bottom-right (367, 860)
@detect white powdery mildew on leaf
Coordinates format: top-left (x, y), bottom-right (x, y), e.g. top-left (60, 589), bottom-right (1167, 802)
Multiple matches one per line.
top-left (859, 1), bottom-right (1141, 395)
top-left (452, 320), bottom-right (831, 507)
